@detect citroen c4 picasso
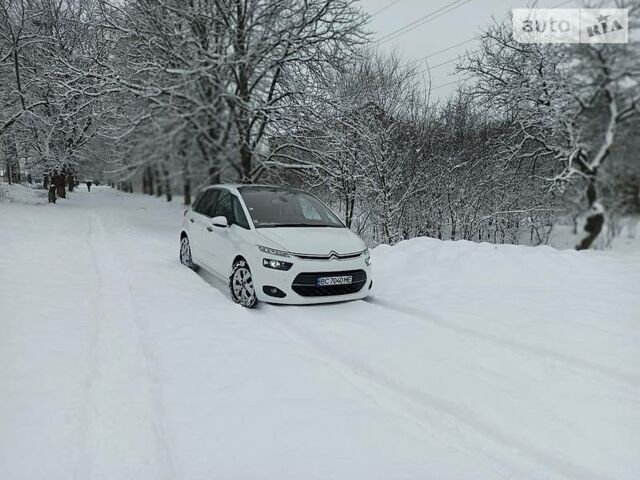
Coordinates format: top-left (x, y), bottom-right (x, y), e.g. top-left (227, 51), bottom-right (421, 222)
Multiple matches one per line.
top-left (179, 185), bottom-right (372, 308)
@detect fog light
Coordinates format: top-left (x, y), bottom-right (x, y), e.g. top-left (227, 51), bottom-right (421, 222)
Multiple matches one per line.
top-left (263, 258), bottom-right (293, 271)
top-left (263, 286), bottom-right (286, 298)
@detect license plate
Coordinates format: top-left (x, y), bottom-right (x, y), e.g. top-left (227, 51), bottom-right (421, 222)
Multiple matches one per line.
top-left (317, 275), bottom-right (352, 286)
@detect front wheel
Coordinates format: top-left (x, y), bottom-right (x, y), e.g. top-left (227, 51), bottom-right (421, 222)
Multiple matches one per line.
top-left (179, 235), bottom-right (198, 271)
top-left (229, 260), bottom-right (258, 308)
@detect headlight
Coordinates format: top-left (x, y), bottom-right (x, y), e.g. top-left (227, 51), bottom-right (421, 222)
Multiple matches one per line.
top-left (263, 258), bottom-right (293, 271)
top-left (364, 249), bottom-right (371, 266)
top-left (257, 245), bottom-right (290, 257)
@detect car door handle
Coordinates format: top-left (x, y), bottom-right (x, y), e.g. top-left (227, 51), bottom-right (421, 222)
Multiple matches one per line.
top-left (189, 218), bottom-right (194, 223)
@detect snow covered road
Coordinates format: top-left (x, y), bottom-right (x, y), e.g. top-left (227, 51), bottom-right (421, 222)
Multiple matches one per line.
top-left (1, 187), bottom-right (639, 480)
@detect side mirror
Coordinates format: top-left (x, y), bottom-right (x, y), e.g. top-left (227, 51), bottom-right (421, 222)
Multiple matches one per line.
top-left (211, 215), bottom-right (229, 228)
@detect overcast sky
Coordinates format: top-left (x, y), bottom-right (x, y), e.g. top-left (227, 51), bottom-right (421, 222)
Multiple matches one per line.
top-left (359, 0), bottom-right (578, 99)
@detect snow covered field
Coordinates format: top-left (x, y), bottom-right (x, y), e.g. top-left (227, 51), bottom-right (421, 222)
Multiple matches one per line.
top-left (1, 186), bottom-right (639, 480)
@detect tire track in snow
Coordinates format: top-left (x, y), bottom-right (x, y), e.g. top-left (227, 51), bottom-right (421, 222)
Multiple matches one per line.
top-left (271, 309), bottom-right (612, 480)
top-left (367, 297), bottom-right (640, 390)
top-left (73, 213), bottom-right (103, 480)
top-left (74, 212), bottom-right (174, 480)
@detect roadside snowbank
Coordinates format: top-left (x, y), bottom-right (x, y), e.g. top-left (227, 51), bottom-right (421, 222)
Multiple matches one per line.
top-left (0, 182), bottom-right (47, 205)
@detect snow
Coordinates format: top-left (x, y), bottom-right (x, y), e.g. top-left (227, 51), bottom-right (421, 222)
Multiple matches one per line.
top-left (1, 185), bottom-right (639, 479)
top-left (0, 182), bottom-right (47, 205)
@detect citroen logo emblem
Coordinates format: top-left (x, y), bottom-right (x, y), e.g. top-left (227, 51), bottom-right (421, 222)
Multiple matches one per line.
top-left (329, 251), bottom-right (339, 260)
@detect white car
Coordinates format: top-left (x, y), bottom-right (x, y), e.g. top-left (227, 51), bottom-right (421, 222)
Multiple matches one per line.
top-left (179, 184), bottom-right (372, 308)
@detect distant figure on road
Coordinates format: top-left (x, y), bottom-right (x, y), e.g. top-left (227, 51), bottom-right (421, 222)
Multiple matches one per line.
top-left (86, 181), bottom-right (92, 192)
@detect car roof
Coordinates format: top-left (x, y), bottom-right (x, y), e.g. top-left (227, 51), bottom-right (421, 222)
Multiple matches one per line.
top-left (201, 184), bottom-right (302, 195)
top-left (199, 184), bottom-right (241, 195)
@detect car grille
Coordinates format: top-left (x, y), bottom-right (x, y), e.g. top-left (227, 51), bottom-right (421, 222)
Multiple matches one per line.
top-left (292, 270), bottom-right (367, 297)
top-left (291, 251), bottom-right (364, 261)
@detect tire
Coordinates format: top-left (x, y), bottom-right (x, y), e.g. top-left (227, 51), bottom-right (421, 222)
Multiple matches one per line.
top-left (179, 235), bottom-right (198, 271)
top-left (229, 260), bottom-right (259, 308)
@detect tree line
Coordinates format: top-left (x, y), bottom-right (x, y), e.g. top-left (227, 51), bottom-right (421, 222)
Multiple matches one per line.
top-left (1, 0), bottom-right (638, 249)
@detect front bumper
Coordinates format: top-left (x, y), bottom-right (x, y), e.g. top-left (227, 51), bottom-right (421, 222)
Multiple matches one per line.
top-left (252, 255), bottom-right (373, 305)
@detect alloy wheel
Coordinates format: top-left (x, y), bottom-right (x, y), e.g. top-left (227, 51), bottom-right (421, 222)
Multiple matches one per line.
top-left (180, 236), bottom-right (193, 267)
top-left (230, 262), bottom-right (258, 308)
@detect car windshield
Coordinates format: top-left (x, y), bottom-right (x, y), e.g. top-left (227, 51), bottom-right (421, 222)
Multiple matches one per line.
top-left (238, 187), bottom-right (344, 228)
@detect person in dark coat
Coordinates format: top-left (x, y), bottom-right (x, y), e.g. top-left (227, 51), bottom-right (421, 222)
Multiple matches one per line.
top-left (86, 181), bottom-right (92, 192)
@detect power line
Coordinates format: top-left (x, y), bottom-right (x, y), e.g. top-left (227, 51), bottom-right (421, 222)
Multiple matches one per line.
top-left (414, 42), bottom-right (478, 73)
top-left (384, 0), bottom-right (475, 44)
top-left (430, 79), bottom-right (464, 91)
top-left (418, 49), bottom-right (478, 75)
top-left (426, 53), bottom-right (472, 71)
top-left (379, 0), bottom-right (474, 44)
top-left (416, 0), bottom-right (573, 61)
top-left (420, 0), bottom-right (576, 92)
top-left (423, 38), bottom-right (476, 59)
top-left (387, 0), bottom-right (477, 45)
top-left (376, 0), bottom-right (474, 44)
top-left (370, 0), bottom-right (403, 18)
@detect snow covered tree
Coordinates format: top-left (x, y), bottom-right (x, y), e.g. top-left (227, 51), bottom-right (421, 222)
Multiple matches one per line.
top-left (460, 6), bottom-right (640, 249)
top-left (95, 0), bottom-right (368, 199)
top-left (0, 0), bottom-right (113, 199)
top-left (265, 52), bottom-right (433, 243)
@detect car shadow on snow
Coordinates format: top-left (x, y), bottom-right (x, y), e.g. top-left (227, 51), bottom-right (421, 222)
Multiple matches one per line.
top-left (196, 268), bottom-right (232, 299)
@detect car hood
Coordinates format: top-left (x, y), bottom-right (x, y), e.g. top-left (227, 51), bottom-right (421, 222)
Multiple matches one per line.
top-left (256, 227), bottom-right (366, 255)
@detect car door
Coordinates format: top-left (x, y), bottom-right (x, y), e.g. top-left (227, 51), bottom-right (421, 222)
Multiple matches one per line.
top-left (207, 189), bottom-right (236, 275)
top-left (191, 189), bottom-right (220, 269)
top-left (184, 192), bottom-right (204, 263)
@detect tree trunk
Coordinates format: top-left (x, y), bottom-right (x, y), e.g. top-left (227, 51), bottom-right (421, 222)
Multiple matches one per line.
top-left (54, 173), bottom-right (66, 199)
top-left (239, 138), bottom-right (252, 183)
top-left (576, 182), bottom-right (605, 250)
top-left (142, 169), bottom-right (149, 194)
top-left (183, 171), bottom-right (191, 206)
top-left (148, 167), bottom-right (155, 195)
top-left (344, 191), bottom-right (355, 228)
top-left (208, 165), bottom-right (220, 185)
top-left (236, 16), bottom-right (253, 184)
top-left (163, 167), bottom-right (171, 202)
top-left (67, 174), bottom-right (74, 192)
top-left (48, 184), bottom-right (57, 203)
top-left (154, 168), bottom-right (162, 197)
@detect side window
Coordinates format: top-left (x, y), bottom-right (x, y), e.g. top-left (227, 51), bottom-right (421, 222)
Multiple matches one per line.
top-left (204, 190), bottom-right (220, 217)
top-left (192, 191), bottom-right (206, 212)
top-left (214, 190), bottom-right (233, 222)
top-left (232, 196), bottom-right (250, 229)
top-left (195, 189), bottom-right (219, 217)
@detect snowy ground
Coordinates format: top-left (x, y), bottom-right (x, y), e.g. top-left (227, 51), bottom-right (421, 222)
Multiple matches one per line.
top-left (1, 186), bottom-right (639, 480)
